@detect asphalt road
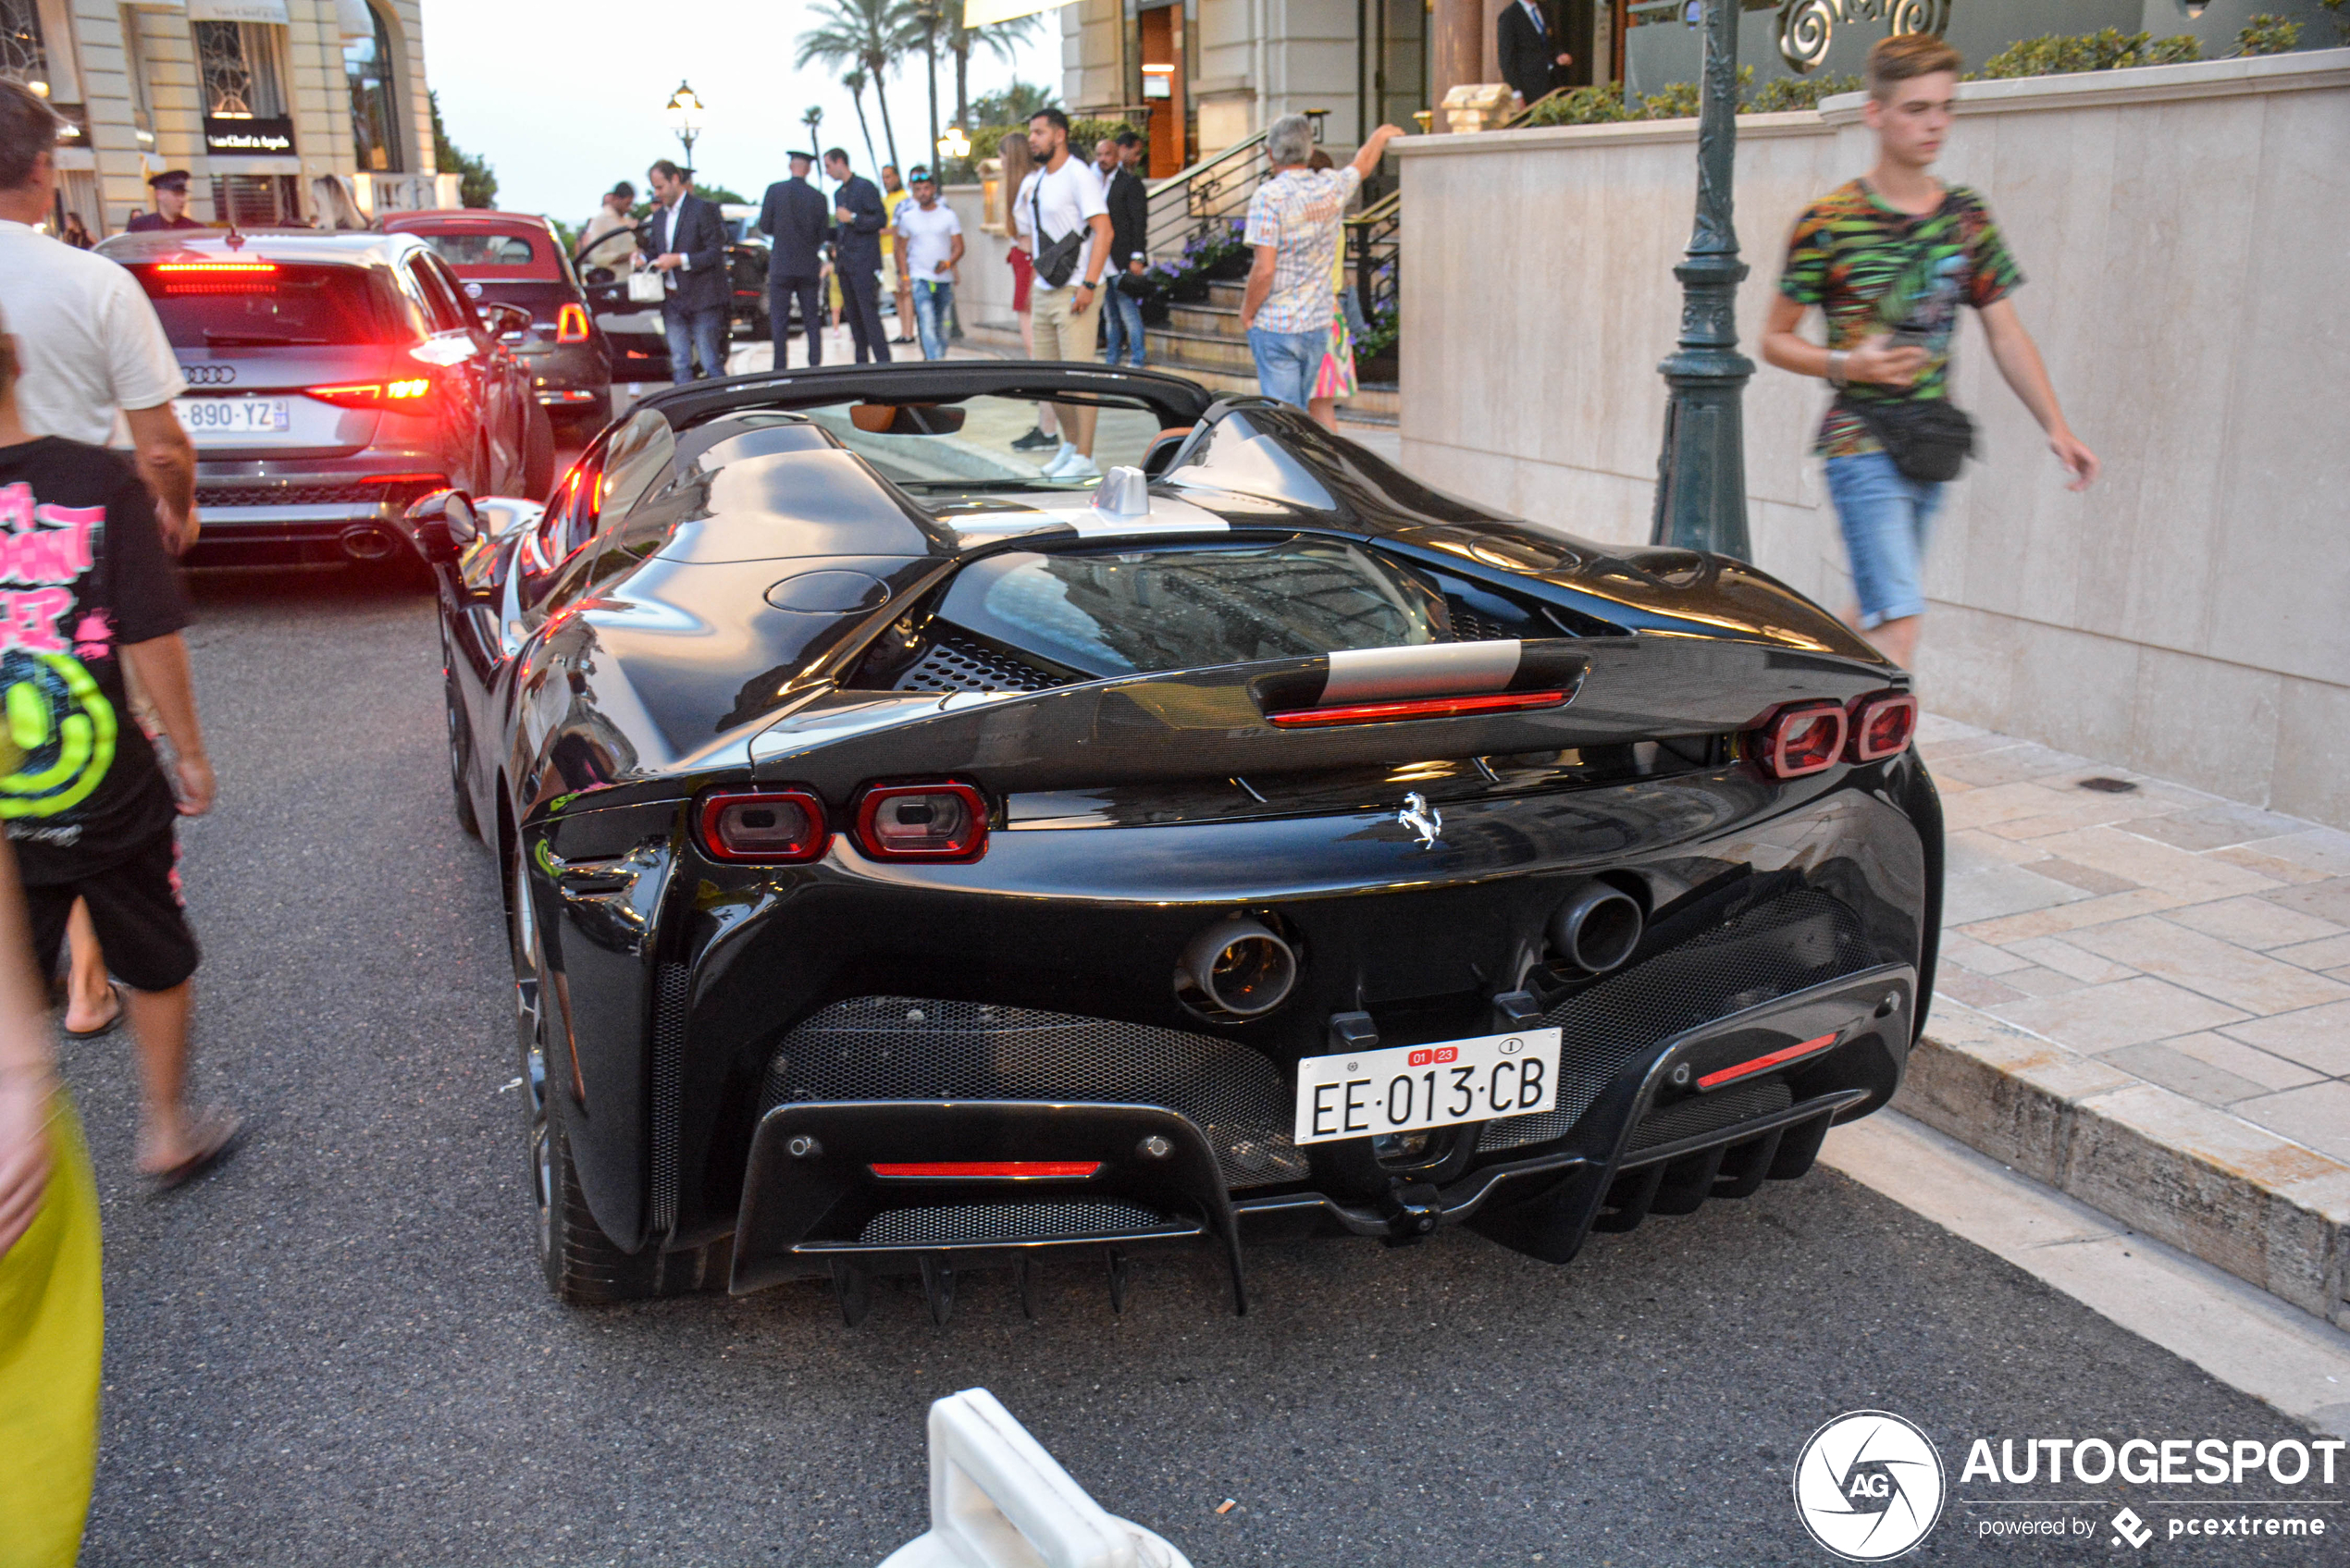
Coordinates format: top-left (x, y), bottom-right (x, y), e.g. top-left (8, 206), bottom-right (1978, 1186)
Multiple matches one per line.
top-left (62, 564), bottom-right (2337, 1567)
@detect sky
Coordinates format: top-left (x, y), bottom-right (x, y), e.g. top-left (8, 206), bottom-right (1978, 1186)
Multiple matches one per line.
top-left (417, 0), bottom-right (1063, 223)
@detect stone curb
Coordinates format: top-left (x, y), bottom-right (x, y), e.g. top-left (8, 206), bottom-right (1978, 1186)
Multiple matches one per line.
top-left (1896, 1000), bottom-right (2350, 1328)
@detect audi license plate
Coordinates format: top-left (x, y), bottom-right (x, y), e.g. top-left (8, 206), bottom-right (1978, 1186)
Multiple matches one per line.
top-left (1292, 1027), bottom-right (1562, 1145)
top-left (174, 396), bottom-right (291, 436)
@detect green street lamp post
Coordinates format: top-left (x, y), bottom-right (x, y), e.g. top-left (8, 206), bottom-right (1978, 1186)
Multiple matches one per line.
top-left (1650, 0), bottom-right (1754, 560)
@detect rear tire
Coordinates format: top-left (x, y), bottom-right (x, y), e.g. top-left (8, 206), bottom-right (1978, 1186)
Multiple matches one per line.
top-left (440, 624), bottom-right (480, 839)
top-left (522, 402), bottom-right (556, 501)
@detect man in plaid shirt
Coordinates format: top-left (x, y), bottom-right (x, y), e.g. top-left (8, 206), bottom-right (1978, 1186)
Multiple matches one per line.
top-left (1241, 116), bottom-right (1404, 410)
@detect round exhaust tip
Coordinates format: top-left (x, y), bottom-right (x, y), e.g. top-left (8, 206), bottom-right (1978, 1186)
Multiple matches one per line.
top-left (1175, 918), bottom-right (1298, 1021)
top-left (340, 524), bottom-right (398, 562)
top-left (1550, 883), bottom-right (1643, 975)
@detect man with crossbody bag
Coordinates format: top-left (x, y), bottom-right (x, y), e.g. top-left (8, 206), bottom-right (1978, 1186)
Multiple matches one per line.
top-left (1014, 108), bottom-right (1112, 481)
top-left (1762, 32), bottom-right (2096, 672)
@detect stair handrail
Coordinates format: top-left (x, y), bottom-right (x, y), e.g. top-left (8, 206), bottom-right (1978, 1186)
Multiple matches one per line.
top-left (1143, 130), bottom-right (1269, 264)
top-left (1342, 188), bottom-right (1402, 350)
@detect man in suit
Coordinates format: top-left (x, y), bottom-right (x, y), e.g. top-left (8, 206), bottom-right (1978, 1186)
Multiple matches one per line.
top-left (822, 148), bottom-right (891, 364)
top-left (759, 151), bottom-right (830, 368)
top-left (643, 159), bottom-right (729, 383)
top-left (1498, 0), bottom-right (1574, 108)
top-left (1100, 130), bottom-right (1150, 367)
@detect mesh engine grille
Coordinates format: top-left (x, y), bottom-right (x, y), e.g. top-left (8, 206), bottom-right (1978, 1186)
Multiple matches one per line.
top-left (858, 1201), bottom-right (1170, 1246)
top-left (1479, 888), bottom-right (1874, 1152)
top-left (1445, 606), bottom-right (1515, 642)
top-left (197, 484), bottom-right (415, 508)
top-left (761, 997), bottom-right (1309, 1189)
top-left (1626, 1079), bottom-right (1794, 1154)
top-left (648, 963), bottom-right (691, 1235)
top-left (896, 631), bottom-right (1073, 694)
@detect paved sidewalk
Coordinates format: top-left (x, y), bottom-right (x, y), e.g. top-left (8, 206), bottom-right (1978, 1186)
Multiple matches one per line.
top-left (1923, 713), bottom-right (2350, 1154)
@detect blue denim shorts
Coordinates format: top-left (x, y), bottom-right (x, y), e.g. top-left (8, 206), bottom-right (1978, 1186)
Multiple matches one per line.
top-left (1247, 326), bottom-right (1325, 410)
top-left (1824, 450), bottom-right (1947, 628)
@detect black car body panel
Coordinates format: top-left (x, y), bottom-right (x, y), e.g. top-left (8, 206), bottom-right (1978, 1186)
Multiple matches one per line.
top-left (427, 362), bottom-right (1942, 1315)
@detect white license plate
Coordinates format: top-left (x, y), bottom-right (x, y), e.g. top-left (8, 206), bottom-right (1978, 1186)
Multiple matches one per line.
top-left (175, 396), bottom-right (291, 435)
top-left (1292, 1027), bottom-right (1562, 1146)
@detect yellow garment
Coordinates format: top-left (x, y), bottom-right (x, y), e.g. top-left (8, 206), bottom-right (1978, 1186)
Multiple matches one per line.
top-left (882, 187), bottom-right (908, 259)
top-left (0, 1093), bottom-right (102, 1568)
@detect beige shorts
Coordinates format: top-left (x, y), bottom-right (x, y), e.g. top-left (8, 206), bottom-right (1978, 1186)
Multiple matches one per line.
top-left (1030, 287), bottom-right (1092, 363)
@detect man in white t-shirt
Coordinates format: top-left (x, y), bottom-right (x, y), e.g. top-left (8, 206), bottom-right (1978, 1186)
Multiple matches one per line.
top-left (892, 169), bottom-right (965, 362)
top-left (1012, 107), bottom-right (1111, 481)
top-left (0, 83), bottom-right (195, 552)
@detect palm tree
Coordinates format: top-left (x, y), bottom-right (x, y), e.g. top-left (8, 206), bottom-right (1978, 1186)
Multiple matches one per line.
top-left (891, 0), bottom-right (944, 174)
top-left (840, 69), bottom-right (881, 172)
top-left (795, 0), bottom-right (902, 169)
top-left (945, 2), bottom-right (1045, 131)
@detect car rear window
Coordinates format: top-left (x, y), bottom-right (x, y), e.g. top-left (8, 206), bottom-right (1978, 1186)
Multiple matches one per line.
top-left (936, 539), bottom-right (1442, 679)
top-left (130, 262), bottom-right (410, 348)
top-left (414, 230), bottom-right (559, 280)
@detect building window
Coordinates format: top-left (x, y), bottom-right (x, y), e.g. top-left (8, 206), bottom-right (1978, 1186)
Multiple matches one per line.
top-left (0, 0), bottom-right (49, 94)
top-left (119, 6), bottom-right (154, 149)
top-left (345, 4), bottom-right (402, 173)
top-left (195, 20), bottom-right (287, 119)
top-left (210, 173), bottom-right (303, 227)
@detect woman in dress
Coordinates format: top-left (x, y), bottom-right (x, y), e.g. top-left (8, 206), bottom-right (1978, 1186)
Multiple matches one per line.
top-left (1000, 131), bottom-right (1058, 452)
top-left (1305, 152), bottom-right (1356, 433)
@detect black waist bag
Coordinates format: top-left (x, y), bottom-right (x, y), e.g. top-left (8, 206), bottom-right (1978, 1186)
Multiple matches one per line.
top-left (1841, 394), bottom-right (1975, 484)
top-left (1030, 182), bottom-right (1083, 288)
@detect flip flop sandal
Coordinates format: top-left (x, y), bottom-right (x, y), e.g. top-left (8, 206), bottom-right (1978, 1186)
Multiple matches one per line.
top-left (62, 980), bottom-right (126, 1040)
top-left (145, 1107), bottom-right (242, 1193)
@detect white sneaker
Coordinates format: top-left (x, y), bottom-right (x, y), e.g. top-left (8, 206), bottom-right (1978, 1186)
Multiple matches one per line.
top-left (1039, 441), bottom-right (1080, 476)
top-left (1056, 455), bottom-right (1103, 482)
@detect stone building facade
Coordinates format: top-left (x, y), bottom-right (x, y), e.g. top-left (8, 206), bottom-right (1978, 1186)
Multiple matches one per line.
top-left (3, 0), bottom-right (453, 238)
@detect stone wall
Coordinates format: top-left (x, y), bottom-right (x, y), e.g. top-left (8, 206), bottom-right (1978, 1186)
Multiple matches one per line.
top-left (1391, 51), bottom-right (2350, 829)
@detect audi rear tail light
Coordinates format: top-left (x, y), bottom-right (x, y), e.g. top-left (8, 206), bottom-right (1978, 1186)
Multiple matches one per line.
top-left (854, 783), bottom-right (988, 862)
top-left (306, 375), bottom-right (436, 412)
top-left (555, 302), bottom-right (591, 343)
top-left (699, 789), bottom-right (826, 863)
top-left (1849, 692), bottom-right (1919, 763)
top-left (1755, 702), bottom-right (1848, 780)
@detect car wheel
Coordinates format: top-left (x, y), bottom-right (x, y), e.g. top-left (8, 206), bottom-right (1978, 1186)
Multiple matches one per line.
top-left (440, 627), bottom-right (480, 839)
top-left (522, 402), bottom-right (556, 501)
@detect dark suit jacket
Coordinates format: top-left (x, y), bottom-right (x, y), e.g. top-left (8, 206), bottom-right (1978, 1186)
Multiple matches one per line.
top-left (831, 175), bottom-right (885, 272)
top-left (645, 192), bottom-right (729, 314)
top-left (1104, 167), bottom-right (1149, 272)
top-left (760, 177), bottom-right (831, 281)
top-left (1498, 0), bottom-right (1563, 105)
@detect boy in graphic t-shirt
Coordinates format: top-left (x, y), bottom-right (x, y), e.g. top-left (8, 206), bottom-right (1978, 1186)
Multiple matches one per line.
top-left (1761, 33), bottom-right (2098, 673)
top-left (0, 313), bottom-right (234, 1188)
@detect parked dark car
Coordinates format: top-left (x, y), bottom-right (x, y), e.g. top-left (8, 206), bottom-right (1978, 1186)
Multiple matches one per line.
top-left (572, 224), bottom-right (672, 385)
top-left (721, 203), bottom-right (771, 340)
top-left (382, 210), bottom-right (612, 436)
top-left (100, 229), bottom-right (552, 567)
top-left (411, 362), bottom-right (1939, 1322)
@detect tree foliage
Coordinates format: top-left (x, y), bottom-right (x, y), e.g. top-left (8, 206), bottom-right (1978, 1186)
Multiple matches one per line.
top-left (427, 90), bottom-right (498, 208)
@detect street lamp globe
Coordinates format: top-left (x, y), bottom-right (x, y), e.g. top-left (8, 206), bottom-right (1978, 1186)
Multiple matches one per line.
top-left (665, 80), bottom-right (705, 165)
top-left (937, 126), bottom-right (971, 161)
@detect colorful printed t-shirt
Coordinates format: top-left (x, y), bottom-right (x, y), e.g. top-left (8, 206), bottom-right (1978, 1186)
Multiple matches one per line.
top-left (0, 437), bottom-right (188, 882)
top-left (1777, 180), bottom-right (2022, 458)
top-left (1243, 165), bottom-right (1363, 336)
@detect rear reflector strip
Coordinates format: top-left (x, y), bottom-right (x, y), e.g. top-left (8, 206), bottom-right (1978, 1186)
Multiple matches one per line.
top-left (1267, 689), bottom-right (1572, 728)
top-left (1696, 1031), bottom-right (1842, 1091)
top-left (868, 1162), bottom-right (1103, 1179)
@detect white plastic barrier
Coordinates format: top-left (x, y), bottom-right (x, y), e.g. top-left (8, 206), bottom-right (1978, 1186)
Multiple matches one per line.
top-left (879, 1388), bottom-right (1194, 1568)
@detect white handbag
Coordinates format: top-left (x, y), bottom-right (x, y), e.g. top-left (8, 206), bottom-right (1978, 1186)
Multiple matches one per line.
top-left (626, 270), bottom-right (665, 304)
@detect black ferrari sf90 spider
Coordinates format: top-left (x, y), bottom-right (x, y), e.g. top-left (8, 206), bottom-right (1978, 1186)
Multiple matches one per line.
top-left (412, 362), bottom-right (1942, 1321)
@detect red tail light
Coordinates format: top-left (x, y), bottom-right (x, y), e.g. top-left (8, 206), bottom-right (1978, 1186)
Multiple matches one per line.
top-left (1848, 692), bottom-right (1919, 763)
top-left (305, 376), bottom-right (436, 413)
top-left (1754, 701), bottom-right (1848, 779)
top-left (555, 302), bottom-right (591, 343)
top-left (153, 259), bottom-right (278, 294)
top-left (1266, 689), bottom-right (1574, 729)
top-left (698, 788), bottom-right (826, 863)
top-left (854, 783), bottom-right (988, 862)
top-left (1695, 1030), bottom-right (1842, 1091)
top-left (868, 1162), bottom-right (1101, 1179)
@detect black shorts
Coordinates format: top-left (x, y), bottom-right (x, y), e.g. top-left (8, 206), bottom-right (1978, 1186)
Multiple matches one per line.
top-left (24, 828), bottom-right (199, 994)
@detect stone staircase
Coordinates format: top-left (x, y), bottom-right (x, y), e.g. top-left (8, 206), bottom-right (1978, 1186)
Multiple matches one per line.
top-left (1146, 280), bottom-right (1399, 425)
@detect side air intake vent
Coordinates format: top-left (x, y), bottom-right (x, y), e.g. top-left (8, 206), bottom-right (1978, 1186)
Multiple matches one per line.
top-left (895, 630), bottom-right (1076, 695)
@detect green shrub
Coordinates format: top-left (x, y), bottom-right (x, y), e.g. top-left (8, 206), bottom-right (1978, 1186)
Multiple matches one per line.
top-left (2237, 13), bottom-right (2302, 53)
top-left (1518, 84), bottom-right (1639, 127)
top-left (1975, 29), bottom-right (2201, 78)
top-left (1747, 71), bottom-right (1863, 113)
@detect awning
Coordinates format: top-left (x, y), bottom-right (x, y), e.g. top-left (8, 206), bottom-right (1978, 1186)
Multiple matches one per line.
top-left (959, 0), bottom-right (1078, 29)
top-left (334, 0), bottom-right (376, 43)
top-left (186, 0), bottom-right (291, 21)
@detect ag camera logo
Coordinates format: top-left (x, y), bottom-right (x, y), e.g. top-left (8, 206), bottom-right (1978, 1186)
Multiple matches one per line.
top-left (1793, 1411), bottom-right (1947, 1561)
